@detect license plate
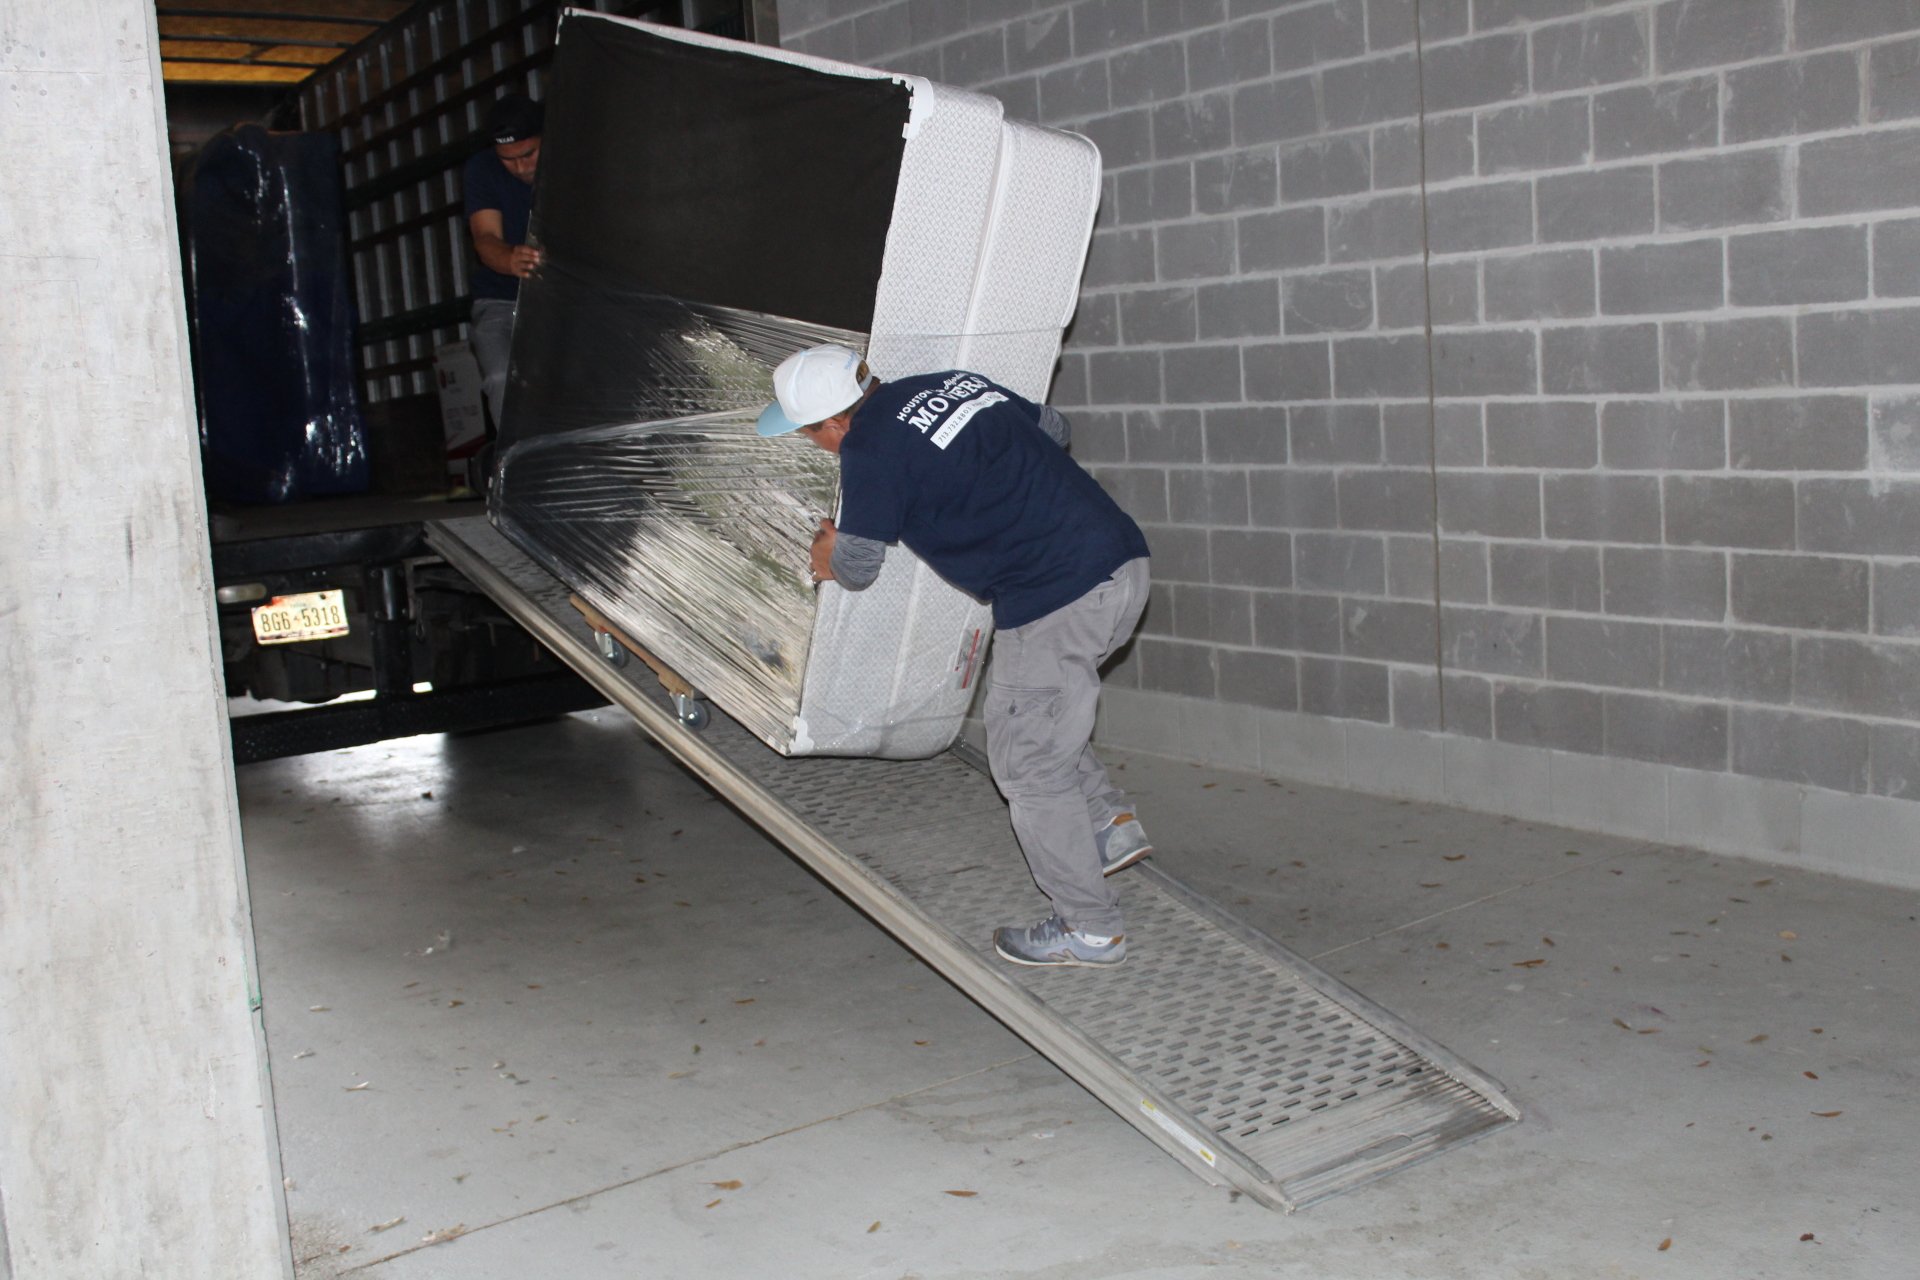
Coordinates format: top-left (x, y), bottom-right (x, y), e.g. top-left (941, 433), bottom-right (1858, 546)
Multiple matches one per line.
top-left (251, 589), bottom-right (350, 645)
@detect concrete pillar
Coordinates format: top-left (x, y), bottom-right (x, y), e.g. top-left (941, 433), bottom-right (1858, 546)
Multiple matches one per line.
top-left (0, 3), bottom-right (291, 1276)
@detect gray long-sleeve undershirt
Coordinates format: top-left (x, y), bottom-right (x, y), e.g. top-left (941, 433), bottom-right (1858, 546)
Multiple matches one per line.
top-left (829, 403), bottom-right (1073, 591)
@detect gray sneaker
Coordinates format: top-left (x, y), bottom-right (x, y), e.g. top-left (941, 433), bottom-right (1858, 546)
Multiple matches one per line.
top-left (1096, 812), bottom-right (1153, 876)
top-left (993, 914), bottom-right (1126, 967)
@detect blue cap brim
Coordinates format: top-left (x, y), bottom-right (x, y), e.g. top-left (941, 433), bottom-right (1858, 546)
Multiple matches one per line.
top-left (756, 401), bottom-right (804, 436)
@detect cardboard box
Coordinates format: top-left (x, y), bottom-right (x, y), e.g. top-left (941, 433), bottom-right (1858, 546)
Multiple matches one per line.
top-left (433, 342), bottom-right (487, 485)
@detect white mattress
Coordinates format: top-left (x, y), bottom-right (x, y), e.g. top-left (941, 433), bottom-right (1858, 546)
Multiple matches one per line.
top-left (539, 17), bottom-right (1100, 757)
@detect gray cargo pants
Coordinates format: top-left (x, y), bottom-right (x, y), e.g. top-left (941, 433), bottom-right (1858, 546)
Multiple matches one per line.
top-left (469, 297), bottom-right (516, 428)
top-left (985, 557), bottom-right (1151, 938)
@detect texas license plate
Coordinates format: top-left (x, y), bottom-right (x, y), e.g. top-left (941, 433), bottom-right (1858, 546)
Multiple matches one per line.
top-left (251, 590), bottom-right (350, 645)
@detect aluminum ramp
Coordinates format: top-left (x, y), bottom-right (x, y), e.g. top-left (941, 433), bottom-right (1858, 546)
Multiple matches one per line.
top-left (426, 515), bottom-right (1519, 1211)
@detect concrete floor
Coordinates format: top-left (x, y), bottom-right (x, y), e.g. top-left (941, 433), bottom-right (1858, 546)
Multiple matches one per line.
top-left (235, 707), bottom-right (1919, 1279)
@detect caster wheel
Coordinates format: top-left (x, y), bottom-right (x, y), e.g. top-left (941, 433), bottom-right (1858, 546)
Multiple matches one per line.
top-left (595, 631), bottom-right (628, 667)
top-left (672, 693), bottom-right (710, 731)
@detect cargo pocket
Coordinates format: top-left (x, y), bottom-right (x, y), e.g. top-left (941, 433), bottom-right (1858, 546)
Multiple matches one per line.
top-left (992, 683), bottom-right (1062, 722)
top-left (985, 683), bottom-right (1066, 794)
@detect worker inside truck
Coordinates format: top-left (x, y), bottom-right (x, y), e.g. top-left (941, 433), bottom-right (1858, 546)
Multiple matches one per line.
top-left (759, 343), bottom-right (1155, 969)
top-left (464, 92), bottom-right (545, 430)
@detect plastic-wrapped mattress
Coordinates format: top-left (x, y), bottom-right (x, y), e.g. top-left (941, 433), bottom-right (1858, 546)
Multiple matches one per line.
top-left (186, 125), bottom-right (369, 504)
top-left (489, 14), bottom-right (1100, 757)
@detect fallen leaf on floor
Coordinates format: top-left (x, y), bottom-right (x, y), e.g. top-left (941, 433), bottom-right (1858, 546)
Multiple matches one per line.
top-left (1564, 850), bottom-right (1581, 857)
top-left (708, 1180), bottom-right (743, 1190)
top-left (1420, 882), bottom-right (1443, 889)
top-left (421, 791), bottom-right (433, 800)
top-left (526, 984), bottom-right (542, 990)
top-left (1805, 1071), bottom-right (1819, 1080)
top-left (344, 1082), bottom-right (371, 1092)
top-left (1812, 1110), bottom-right (1843, 1118)
top-left (1779, 930), bottom-right (1797, 940)
top-left (1658, 1238), bottom-right (1672, 1252)
top-left (675, 901), bottom-right (692, 907)
top-left (1754, 878), bottom-right (1773, 887)
top-left (914, 1040), bottom-right (929, 1046)
top-left (1512, 958), bottom-right (1547, 969)
top-left (1613, 1019), bottom-right (1631, 1030)
top-left (1748, 1034), bottom-right (1768, 1044)
top-left (294, 1050), bottom-right (315, 1060)
top-left (734, 998), bottom-right (755, 1005)
top-left (368, 1217), bottom-right (404, 1234)
top-left (1443, 854), bottom-right (1466, 862)
top-left (1202, 783), bottom-right (1217, 789)
top-left (420, 1225), bottom-right (467, 1244)
top-left (1542, 936), bottom-right (1555, 947)
top-left (1801, 1233), bottom-right (1817, 1243)
top-left (868, 1221), bottom-right (881, 1233)
top-left (945, 1190), bottom-right (978, 1198)
top-left (753, 1038), bottom-right (766, 1047)
top-left (1434, 942), bottom-right (1450, 950)
top-left (1696, 1060), bottom-right (1711, 1068)
top-left (448, 1000), bottom-right (464, 1008)
top-left (309, 1006), bottom-right (330, 1013)
top-left (1637, 1028), bottom-right (1660, 1036)
top-left (1781, 954), bottom-right (1793, 963)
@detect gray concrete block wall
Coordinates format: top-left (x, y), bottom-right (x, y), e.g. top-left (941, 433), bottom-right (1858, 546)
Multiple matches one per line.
top-left (777, 0), bottom-right (1920, 822)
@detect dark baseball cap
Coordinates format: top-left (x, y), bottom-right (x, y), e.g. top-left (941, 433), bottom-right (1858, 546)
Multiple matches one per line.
top-left (485, 93), bottom-right (543, 145)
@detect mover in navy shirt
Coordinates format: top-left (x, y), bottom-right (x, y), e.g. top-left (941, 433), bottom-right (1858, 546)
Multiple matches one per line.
top-left (837, 369), bottom-right (1148, 628)
top-left (759, 345), bottom-right (1153, 968)
top-left (462, 93), bottom-right (543, 428)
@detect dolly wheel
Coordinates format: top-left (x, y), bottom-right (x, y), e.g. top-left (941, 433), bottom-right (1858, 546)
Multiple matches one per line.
top-left (672, 692), bottom-right (710, 731)
top-left (594, 630), bottom-right (628, 667)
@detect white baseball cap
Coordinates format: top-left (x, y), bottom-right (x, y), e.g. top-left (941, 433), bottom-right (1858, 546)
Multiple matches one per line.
top-left (757, 344), bottom-right (871, 436)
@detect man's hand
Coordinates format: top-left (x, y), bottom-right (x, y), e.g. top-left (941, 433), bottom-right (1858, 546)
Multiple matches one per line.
top-left (470, 210), bottom-right (544, 279)
top-left (810, 517), bottom-right (837, 583)
top-left (506, 244), bottom-right (544, 278)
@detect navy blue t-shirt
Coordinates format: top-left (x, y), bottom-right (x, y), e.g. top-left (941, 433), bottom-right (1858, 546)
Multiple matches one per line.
top-left (837, 371), bottom-right (1150, 630)
top-left (462, 150), bottom-right (535, 302)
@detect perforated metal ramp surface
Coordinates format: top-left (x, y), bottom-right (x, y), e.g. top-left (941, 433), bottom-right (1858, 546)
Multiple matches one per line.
top-left (427, 515), bottom-right (1519, 1211)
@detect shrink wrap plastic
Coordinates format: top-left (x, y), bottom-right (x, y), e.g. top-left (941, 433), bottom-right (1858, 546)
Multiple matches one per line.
top-left (185, 125), bottom-right (369, 504)
top-left (488, 15), bottom-right (1099, 757)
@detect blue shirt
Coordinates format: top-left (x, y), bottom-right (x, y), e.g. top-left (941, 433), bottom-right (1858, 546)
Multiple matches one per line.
top-left (837, 371), bottom-right (1150, 630)
top-left (462, 149), bottom-right (535, 302)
